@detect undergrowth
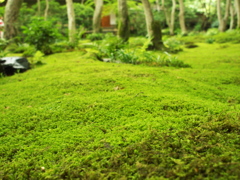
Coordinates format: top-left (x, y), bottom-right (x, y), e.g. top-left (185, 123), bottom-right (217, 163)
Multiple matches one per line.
top-left (91, 35), bottom-right (190, 68)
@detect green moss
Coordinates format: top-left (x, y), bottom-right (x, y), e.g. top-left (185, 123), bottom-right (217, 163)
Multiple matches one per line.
top-left (0, 42), bottom-right (239, 179)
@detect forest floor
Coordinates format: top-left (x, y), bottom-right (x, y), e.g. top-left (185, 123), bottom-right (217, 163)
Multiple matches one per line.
top-left (0, 42), bottom-right (240, 179)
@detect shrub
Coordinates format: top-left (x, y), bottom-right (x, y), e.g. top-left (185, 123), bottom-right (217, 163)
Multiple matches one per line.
top-left (206, 28), bottom-right (219, 36)
top-left (0, 39), bottom-right (8, 50)
top-left (8, 43), bottom-right (36, 56)
top-left (77, 26), bottom-right (87, 40)
top-left (128, 37), bottom-right (147, 47)
top-left (164, 37), bottom-right (183, 53)
top-left (0, 50), bottom-right (8, 58)
top-left (91, 34), bottom-right (191, 68)
top-left (129, 9), bottom-right (147, 36)
top-left (94, 34), bottom-right (126, 58)
top-left (110, 49), bottom-right (138, 64)
top-left (28, 51), bottom-right (45, 68)
top-left (22, 46), bottom-right (37, 57)
top-left (205, 38), bottom-right (215, 44)
top-left (74, 3), bottom-right (94, 30)
top-left (176, 33), bottom-right (205, 44)
top-left (213, 30), bottom-right (240, 43)
top-left (86, 33), bottom-right (105, 41)
top-left (22, 17), bottom-right (62, 55)
top-left (50, 41), bottom-right (79, 53)
top-left (139, 51), bottom-right (191, 68)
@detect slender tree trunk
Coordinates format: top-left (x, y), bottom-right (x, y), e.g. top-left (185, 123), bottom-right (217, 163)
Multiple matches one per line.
top-left (142, 0), bottom-right (164, 50)
top-left (217, 0), bottom-right (231, 32)
top-left (66, 0), bottom-right (76, 43)
top-left (37, 0), bottom-right (41, 16)
top-left (44, 0), bottom-right (49, 20)
top-left (161, 0), bottom-right (170, 32)
top-left (229, 1), bottom-right (235, 30)
top-left (4, 0), bottom-right (22, 40)
top-left (170, 0), bottom-right (176, 35)
top-left (217, 0), bottom-right (222, 30)
top-left (236, 0), bottom-right (240, 28)
top-left (93, 0), bottom-right (103, 33)
top-left (161, 0), bottom-right (170, 26)
top-left (178, 0), bottom-right (187, 35)
top-left (118, 0), bottom-right (129, 42)
top-left (156, 0), bottom-right (160, 12)
top-left (161, 0), bottom-right (176, 35)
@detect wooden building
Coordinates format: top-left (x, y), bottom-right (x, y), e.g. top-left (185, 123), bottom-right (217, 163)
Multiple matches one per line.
top-left (101, 13), bottom-right (117, 34)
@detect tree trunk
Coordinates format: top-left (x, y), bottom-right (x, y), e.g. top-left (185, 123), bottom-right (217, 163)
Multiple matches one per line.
top-left (4, 0), bottom-right (22, 40)
top-left (66, 0), bottom-right (76, 43)
top-left (161, 0), bottom-right (171, 31)
top-left (229, 1), bottom-right (235, 30)
top-left (156, 0), bottom-right (160, 12)
top-left (44, 0), bottom-right (49, 20)
top-left (170, 0), bottom-right (176, 35)
top-left (217, 0), bottom-right (231, 32)
top-left (37, 0), bottom-right (41, 16)
top-left (93, 0), bottom-right (103, 33)
top-left (161, 0), bottom-right (176, 35)
top-left (178, 0), bottom-right (187, 35)
top-left (118, 0), bottom-right (129, 42)
top-left (142, 0), bottom-right (164, 50)
top-left (236, 0), bottom-right (240, 28)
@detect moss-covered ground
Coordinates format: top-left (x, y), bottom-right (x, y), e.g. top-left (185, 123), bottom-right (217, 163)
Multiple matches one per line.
top-left (0, 42), bottom-right (240, 179)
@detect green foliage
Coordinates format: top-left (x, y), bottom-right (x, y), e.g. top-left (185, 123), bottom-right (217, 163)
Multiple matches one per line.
top-left (110, 48), bottom-right (138, 64)
top-left (157, 53), bottom-right (191, 68)
top-left (174, 29), bottom-right (240, 45)
top-left (213, 30), bottom-right (240, 44)
top-left (21, 0), bottom-right (93, 33)
top-left (137, 51), bottom-right (191, 68)
top-left (22, 17), bottom-right (62, 55)
top-left (128, 8), bottom-right (147, 36)
top-left (57, 3), bottom-right (94, 33)
top-left (86, 33), bottom-right (105, 41)
top-left (206, 28), bottom-right (219, 36)
top-left (28, 51), bottom-right (45, 68)
top-left (0, 6), bottom-right (4, 16)
top-left (8, 43), bottom-right (37, 57)
top-left (128, 37), bottom-right (149, 47)
top-left (77, 26), bottom-right (87, 40)
top-left (164, 37), bottom-right (183, 53)
top-left (73, 3), bottom-right (94, 30)
top-left (22, 46), bottom-right (37, 57)
top-left (0, 39), bottom-right (8, 50)
top-left (6, 43), bottom-right (25, 53)
top-left (0, 50), bottom-right (7, 58)
top-left (193, 23), bottom-right (202, 31)
top-left (50, 40), bottom-right (80, 53)
top-left (94, 33), bottom-right (126, 57)
top-left (93, 36), bottom-right (190, 68)
top-left (176, 33), bottom-right (206, 44)
top-left (205, 38), bottom-right (215, 44)
top-left (19, 3), bottom-right (36, 31)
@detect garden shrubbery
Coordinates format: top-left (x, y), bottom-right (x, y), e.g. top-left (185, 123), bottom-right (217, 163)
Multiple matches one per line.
top-left (91, 35), bottom-right (191, 68)
top-left (86, 33), bottom-right (106, 41)
top-left (213, 29), bottom-right (240, 43)
top-left (22, 17), bottom-right (62, 55)
top-left (164, 37), bottom-right (183, 53)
